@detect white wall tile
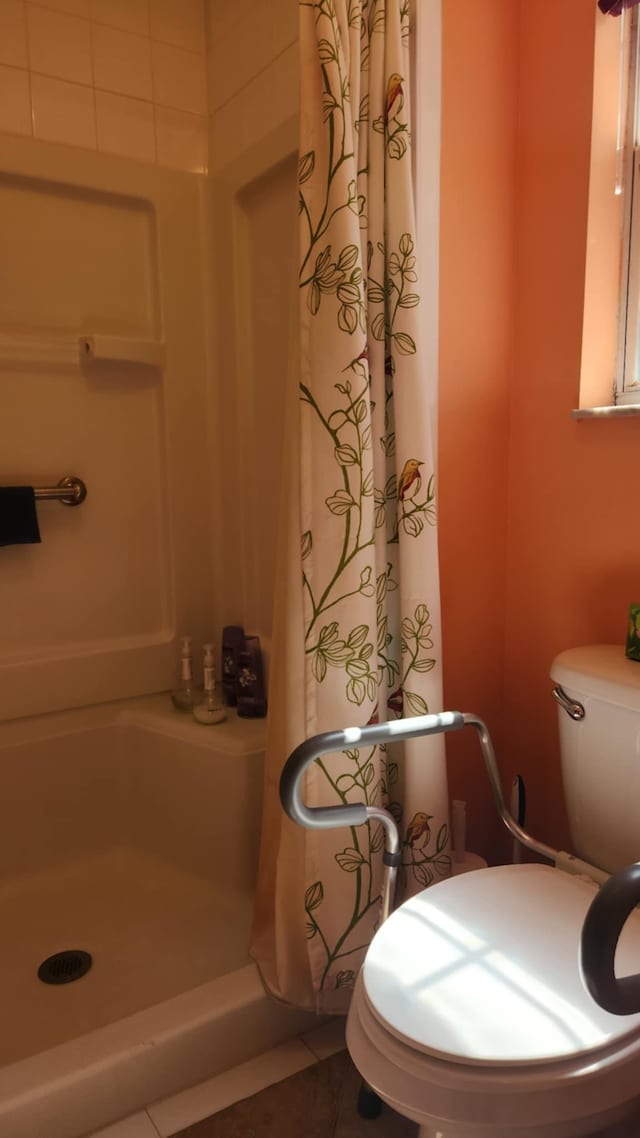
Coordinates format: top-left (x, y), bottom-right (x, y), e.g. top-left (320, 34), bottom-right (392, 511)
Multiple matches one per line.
top-left (152, 40), bottom-right (206, 114)
top-left (151, 0), bottom-right (204, 54)
top-left (35, 0), bottom-right (89, 15)
top-left (96, 88), bottom-right (154, 162)
top-left (0, 0), bottom-right (28, 69)
top-left (155, 105), bottom-right (206, 173)
top-left (31, 72), bottom-right (96, 147)
top-left (211, 41), bottom-right (297, 172)
top-left (208, 0), bottom-right (297, 112)
top-left (3, 0), bottom-right (208, 171)
top-left (0, 62), bottom-right (31, 135)
top-left (92, 22), bottom-right (152, 100)
top-left (27, 3), bottom-right (92, 84)
top-left (90, 0), bottom-right (148, 37)
top-left (204, 0), bottom-right (261, 51)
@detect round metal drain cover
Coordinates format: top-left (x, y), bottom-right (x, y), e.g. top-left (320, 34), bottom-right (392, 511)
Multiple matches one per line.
top-left (38, 950), bottom-right (92, 985)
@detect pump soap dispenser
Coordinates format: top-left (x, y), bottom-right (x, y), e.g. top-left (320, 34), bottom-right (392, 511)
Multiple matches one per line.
top-left (193, 643), bottom-right (226, 724)
top-left (171, 635), bottom-right (199, 711)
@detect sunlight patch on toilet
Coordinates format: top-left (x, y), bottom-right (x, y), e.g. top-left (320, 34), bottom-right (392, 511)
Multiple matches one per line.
top-left (362, 864), bottom-right (640, 1066)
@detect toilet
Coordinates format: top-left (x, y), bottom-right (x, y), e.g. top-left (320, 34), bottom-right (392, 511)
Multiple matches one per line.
top-left (345, 645), bottom-right (640, 1138)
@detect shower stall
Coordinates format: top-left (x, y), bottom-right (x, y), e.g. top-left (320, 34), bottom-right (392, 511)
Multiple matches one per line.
top-left (0, 0), bottom-right (308, 1130)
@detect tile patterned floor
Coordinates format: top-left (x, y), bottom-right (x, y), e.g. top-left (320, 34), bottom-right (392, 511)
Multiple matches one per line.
top-left (88, 1027), bottom-right (640, 1138)
top-left (171, 1051), bottom-right (417, 1138)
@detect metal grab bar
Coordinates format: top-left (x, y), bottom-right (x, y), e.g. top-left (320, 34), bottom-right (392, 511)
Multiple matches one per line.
top-left (581, 862), bottom-right (640, 1015)
top-left (281, 712), bottom-right (464, 920)
top-left (279, 710), bottom-right (558, 920)
top-left (281, 712), bottom-right (460, 830)
top-left (33, 476), bottom-right (87, 506)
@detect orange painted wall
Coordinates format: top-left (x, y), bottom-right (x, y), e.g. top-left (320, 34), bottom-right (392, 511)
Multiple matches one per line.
top-left (440, 0), bottom-right (639, 863)
top-left (504, 0), bottom-right (639, 851)
top-left (439, 0), bottom-right (518, 861)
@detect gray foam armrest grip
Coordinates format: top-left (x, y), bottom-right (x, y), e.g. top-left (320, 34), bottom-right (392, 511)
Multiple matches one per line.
top-left (581, 861), bottom-right (640, 1015)
top-left (279, 711), bottom-right (465, 831)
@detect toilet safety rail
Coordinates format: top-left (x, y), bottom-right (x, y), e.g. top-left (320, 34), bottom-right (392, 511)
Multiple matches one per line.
top-left (280, 710), bottom-right (559, 920)
top-left (581, 863), bottom-right (640, 1015)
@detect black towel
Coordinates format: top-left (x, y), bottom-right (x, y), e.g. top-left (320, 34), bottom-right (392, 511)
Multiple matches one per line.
top-left (0, 487), bottom-right (41, 547)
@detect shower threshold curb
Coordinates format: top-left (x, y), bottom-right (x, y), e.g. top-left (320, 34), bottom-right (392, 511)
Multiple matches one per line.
top-left (0, 963), bottom-right (316, 1138)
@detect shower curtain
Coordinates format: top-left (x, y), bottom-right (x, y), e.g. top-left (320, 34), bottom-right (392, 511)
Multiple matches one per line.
top-left (251, 0), bottom-right (448, 1014)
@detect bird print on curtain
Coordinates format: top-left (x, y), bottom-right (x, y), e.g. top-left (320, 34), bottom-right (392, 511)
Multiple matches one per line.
top-left (250, 0), bottom-right (449, 1015)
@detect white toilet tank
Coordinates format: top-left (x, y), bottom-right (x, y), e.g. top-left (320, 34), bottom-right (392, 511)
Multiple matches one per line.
top-left (550, 644), bottom-right (640, 874)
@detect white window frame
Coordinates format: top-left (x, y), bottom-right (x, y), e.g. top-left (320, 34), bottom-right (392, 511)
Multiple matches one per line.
top-left (617, 8), bottom-right (640, 403)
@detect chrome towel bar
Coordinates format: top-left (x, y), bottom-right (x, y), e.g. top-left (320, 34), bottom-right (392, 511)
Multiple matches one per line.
top-left (33, 476), bottom-right (87, 506)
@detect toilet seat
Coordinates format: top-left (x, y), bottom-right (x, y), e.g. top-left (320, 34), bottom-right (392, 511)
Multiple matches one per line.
top-left (347, 864), bottom-right (640, 1137)
top-left (361, 863), bottom-right (640, 1068)
top-left (347, 976), bottom-right (640, 1137)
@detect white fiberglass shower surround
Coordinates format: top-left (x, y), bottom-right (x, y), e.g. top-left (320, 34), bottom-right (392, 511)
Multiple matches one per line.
top-left (0, 1), bottom-right (441, 1133)
top-left (0, 134), bottom-right (312, 1137)
top-left (0, 700), bottom-right (312, 1138)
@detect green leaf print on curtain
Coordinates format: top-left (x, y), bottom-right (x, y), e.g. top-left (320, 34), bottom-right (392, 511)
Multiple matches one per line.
top-left (250, 0), bottom-right (449, 1015)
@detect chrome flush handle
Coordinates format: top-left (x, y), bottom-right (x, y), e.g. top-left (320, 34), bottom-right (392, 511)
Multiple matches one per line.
top-left (552, 685), bottom-right (585, 721)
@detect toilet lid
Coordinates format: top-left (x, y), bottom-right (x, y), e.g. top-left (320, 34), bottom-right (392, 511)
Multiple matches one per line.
top-left (362, 863), bottom-right (640, 1066)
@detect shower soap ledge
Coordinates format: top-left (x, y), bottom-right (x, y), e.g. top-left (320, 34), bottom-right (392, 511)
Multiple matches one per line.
top-left (118, 695), bottom-right (265, 755)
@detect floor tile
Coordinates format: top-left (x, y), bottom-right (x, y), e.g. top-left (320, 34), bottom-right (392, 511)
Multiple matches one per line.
top-left (333, 1056), bottom-right (417, 1137)
top-left (90, 1112), bottom-right (160, 1138)
top-left (301, 1017), bottom-right (347, 1060)
top-left (148, 1038), bottom-right (317, 1137)
top-left (169, 1052), bottom-right (417, 1138)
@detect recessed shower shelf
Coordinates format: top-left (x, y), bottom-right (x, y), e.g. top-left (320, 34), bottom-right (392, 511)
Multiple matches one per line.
top-left (0, 332), bottom-right (165, 369)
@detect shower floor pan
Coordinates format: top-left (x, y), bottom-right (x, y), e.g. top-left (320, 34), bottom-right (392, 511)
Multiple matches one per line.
top-left (0, 699), bottom-right (315, 1138)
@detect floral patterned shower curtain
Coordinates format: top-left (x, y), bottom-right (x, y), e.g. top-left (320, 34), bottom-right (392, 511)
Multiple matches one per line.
top-left (250, 0), bottom-right (449, 1014)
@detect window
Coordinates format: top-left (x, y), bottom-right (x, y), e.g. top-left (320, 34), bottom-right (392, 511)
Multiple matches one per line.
top-left (616, 8), bottom-right (640, 403)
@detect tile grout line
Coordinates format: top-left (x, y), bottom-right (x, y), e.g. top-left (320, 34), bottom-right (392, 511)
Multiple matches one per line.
top-left (93, 1030), bottom-right (347, 1137)
top-left (155, 1050), bottom-right (395, 1138)
top-left (148, 1036), bottom-right (325, 1138)
top-left (144, 1109), bottom-right (162, 1138)
top-left (210, 36), bottom-right (297, 116)
top-left (24, 1), bottom-right (206, 57)
top-left (299, 1035), bottom-right (324, 1063)
top-left (16, 65), bottom-right (208, 117)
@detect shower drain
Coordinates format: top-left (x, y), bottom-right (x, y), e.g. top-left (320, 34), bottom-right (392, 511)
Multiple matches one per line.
top-left (37, 950), bottom-right (93, 985)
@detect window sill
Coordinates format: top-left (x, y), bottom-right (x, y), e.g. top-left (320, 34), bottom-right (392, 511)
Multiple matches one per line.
top-left (572, 404), bottom-right (640, 419)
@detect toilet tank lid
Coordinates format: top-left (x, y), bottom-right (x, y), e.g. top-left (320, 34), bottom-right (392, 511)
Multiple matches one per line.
top-left (551, 645), bottom-right (640, 710)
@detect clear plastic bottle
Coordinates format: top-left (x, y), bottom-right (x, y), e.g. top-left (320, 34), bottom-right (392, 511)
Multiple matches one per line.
top-left (193, 643), bottom-right (226, 724)
top-left (171, 635), bottom-right (198, 711)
